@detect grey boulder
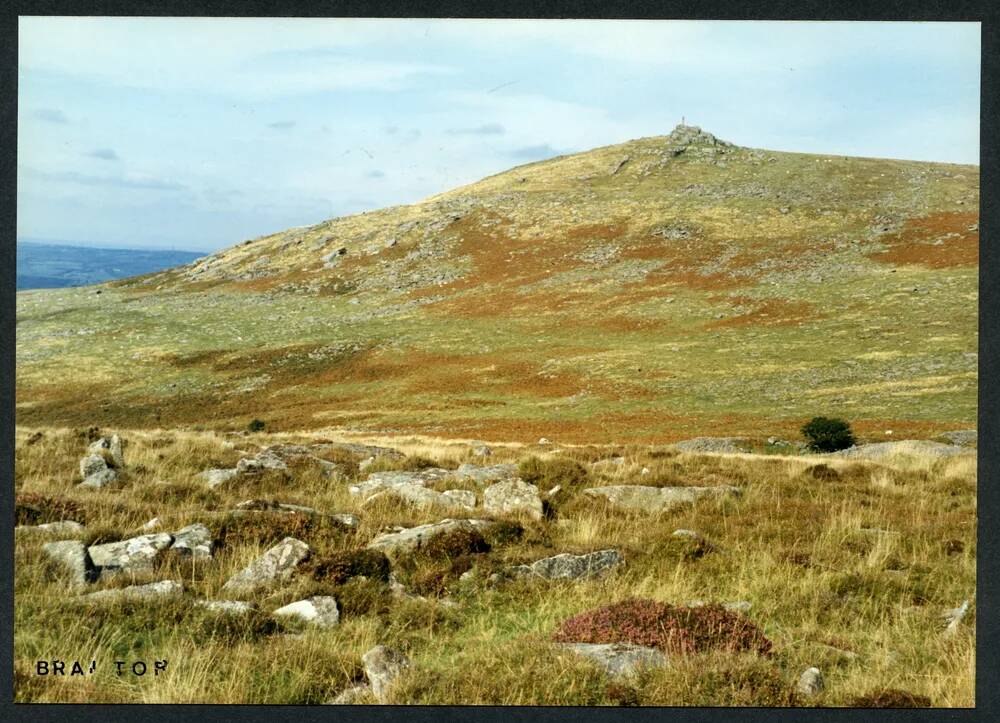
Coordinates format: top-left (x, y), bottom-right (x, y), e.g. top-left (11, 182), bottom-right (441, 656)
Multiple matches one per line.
top-left (88, 533), bottom-right (174, 572)
top-left (42, 540), bottom-right (97, 585)
top-left (558, 642), bottom-right (669, 678)
top-left (482, 479), bottom-right (544, 519)
top-left (583, 485), bottom-right (740, 513)
top-left (362, 645), bottom-right (411, 703)
top-left (273, 596), bottom-right (340, 628)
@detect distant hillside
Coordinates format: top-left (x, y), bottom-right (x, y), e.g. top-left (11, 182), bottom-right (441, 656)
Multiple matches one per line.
top-left (16, 240), bottom-right (204, 290)
top-left (15, 126), bottom-right (979, 442)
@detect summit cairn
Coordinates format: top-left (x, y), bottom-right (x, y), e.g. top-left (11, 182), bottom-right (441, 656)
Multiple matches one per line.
top-left (665, 123), bottom-right (734, 157)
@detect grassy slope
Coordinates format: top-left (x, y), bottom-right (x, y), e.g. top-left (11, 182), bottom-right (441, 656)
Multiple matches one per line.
top-left (16, 127), bottom-right (979, 443)
top-left (14, 428), bottom-right (975, 705)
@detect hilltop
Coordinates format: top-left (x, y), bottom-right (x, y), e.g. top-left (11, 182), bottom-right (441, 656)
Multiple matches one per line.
top-left (15, 125), bottom-right (979, 443)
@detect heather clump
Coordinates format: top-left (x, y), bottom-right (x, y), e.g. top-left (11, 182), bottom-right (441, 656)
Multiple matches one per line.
top-left (552, 598), bottom-right (772, 656)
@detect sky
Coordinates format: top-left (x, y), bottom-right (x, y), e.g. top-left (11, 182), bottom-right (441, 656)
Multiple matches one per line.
top-left (17, 18), bottom-right (981, 252)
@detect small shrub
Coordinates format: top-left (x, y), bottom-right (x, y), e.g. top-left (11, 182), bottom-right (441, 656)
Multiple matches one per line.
top-left (847, 689), bottom-right (932, 708)
top-left (247, 419), bottom-right (266, 433)
top-left (552, 598), bottom-right (772, 656)
top-left (309, 549), bottom-right (391, 584)
top-left (331, 577), bottom-right (394, 617)
top-left (421, 529), bottom-right (490, 560)
top-left (518, 456), bottom-right (589, 493)
top-left (481, 520), bottom-right (524, 547)
top-left (801, 417), bottom-right (856, 453)
top-left (15, 493), bottom-right (86, 526)
top-left (605, 682), bottom-right (639, 706)
top-left (806, 463), bottom-right (840, 482)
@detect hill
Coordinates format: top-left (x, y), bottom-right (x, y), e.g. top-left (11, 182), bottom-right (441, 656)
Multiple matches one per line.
top-left (15, 125), bottom-right (979, 443)
top-left (16, 240), bottom-right (204, 290)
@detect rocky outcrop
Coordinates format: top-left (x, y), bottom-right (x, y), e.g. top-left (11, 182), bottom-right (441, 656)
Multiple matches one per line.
top-left (511, 549), bottom-right (623, 581)
top-left (583, 485), bottom-right (741, 513)
top-left (673, 437), bottom-right (748, 454)
top-left (482, 479), bottom-right (544, 519)
top-left (829, 440), bottom-right (971, 460)
top-left (349, 468), bottom-right (453, 499)
top-left (221, 537), bottom-right (311, 593)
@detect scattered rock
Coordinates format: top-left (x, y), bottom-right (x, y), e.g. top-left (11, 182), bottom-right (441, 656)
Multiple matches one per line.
top-left (78, 580), bottom-right (183, 603)
top-left (939, 430), bottom-right (977, 447)
top-left (88, 435), bottom-right (125, 469)
top-left (170, 523), bottom-right (214, 558)
top-left (583, 485), bottom-right (741, 513)
top-left (42, 540), bottom-right (97, 585)
top-left (797, 667), bottom-right (824, 697)
top-left (482, 478), bottom-right (544, 519)
top-left (273, 596), bottom-right (340, 628)
top-left (16, 520), bottom-right (85, 537)
top-left (557, 642), bottom-right (669, 678)
top-left (673, 437), bottom-right (749, 454)
top-left (88, 533), bottom-right (174, 572)
top-left (363, 485), bottom-right (475, 512)
top-left (829, 440), bottom-right (971, 460)
top-left (200, 468), bottom-right (239, 489)
top-left (367, 519), bottom-right (497, 554)
top-left (362, 645), bottom-right (411, 703)
top-left (196, 600), bottom-right (255, 615)
top-left (221, 537), bottom-right (311, 593)
top-left (442, 489), bottom-right (477, 507)
top-left (325, 684), bottom-right (373, 704)
top-left (142, 517), bottom-right (161, 531)
top-left (511, 549), bottom-right (623, 580)
top-left (943, 600), bottom-right (970, 636)
top-left (349, 468), bottom-right (453, 499)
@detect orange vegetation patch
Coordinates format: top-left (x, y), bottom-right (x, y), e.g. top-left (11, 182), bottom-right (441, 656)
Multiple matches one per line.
top-left (867, 211), bottom-right (979, 269)
top-left (416, 214), bottom-right (629, 316)
top-left (705, 296), bottom-right (818, 329)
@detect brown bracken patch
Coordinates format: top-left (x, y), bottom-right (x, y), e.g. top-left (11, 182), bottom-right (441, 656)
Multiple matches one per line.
top-left (867, 211), bottom-right (978, 269)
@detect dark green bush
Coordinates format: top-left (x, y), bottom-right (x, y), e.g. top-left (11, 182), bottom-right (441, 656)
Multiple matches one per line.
top-left (801, 417), bottom-right (856, 453)
top-left (247, 419), bottom-right (266, 433)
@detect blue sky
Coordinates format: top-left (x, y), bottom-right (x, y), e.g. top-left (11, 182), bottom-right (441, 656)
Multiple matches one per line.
top-left (17, 18), bottom-right (980, 252)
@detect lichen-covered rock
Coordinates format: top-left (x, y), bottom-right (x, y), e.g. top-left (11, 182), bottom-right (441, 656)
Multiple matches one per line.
top-left (88, 533), bottom-right (174, 572)
top-left (512, 549), bottom-right (623, 580)
top-left (442, 489), bottom-right (476, 507)
top-left (272, 596), bottom-right (340, 628)
top-left (80, 454), bottom-right (109, 478)
top-left (221, 537), bottom-right (310, 593)
top-left (673, 437), bottom-right (748, 454)
top-left (170, 523), bottom-right (214, 558)
top-left (583, 485), bottom-right (740, 512)
top-left (78, 580), bottom-right (183, 603)
top-left (362, 645), bottom-right (411, 703)
top-left (367, 519), bottom-right (496, 554)
top-left (42, 540), bottom-right (97, 585)
top-left (483, 478), bottom-right (544, 519)
top-left (557, 642), bottom-right (669, 678)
